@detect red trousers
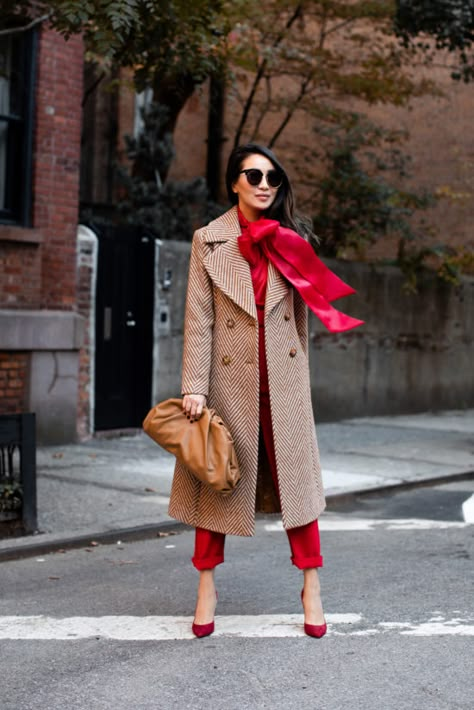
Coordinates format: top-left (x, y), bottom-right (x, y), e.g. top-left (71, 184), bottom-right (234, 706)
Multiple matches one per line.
top-left (193, 336), bottom-right (323, 570)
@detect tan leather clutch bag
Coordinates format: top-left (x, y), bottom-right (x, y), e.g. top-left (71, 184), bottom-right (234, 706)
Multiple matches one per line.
top-left (143, 398), bottom-right (240, 494)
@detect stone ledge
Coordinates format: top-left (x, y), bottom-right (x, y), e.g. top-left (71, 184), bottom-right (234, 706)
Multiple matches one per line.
top-left (0, 310), bottom-right (85, 350)
top-left (0, 226), bottom-right (43, 244)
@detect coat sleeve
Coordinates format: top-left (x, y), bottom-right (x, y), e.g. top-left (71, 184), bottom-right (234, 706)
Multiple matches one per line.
top-left (294, 290), bottom-right (309, 357)
top-left (181, 229), bottom-right (215, 396)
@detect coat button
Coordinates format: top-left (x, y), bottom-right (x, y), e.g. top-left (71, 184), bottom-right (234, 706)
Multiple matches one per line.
top-left (222, 355), bottom-right (231, 365)
top-left (226, 318), bottom-right (235, 328)
top-left (289, 348), bottom-right (297, 357)
top-left (284, 314), bottom-right (290, 321)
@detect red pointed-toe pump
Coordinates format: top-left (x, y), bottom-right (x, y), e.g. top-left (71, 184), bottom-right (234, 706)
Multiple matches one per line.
top-left (301, 589), bottom-right (327, 638)
top-left (192, 592), bottom-right (218, 638)
top-left (191, 619), bottom-right (215, 638)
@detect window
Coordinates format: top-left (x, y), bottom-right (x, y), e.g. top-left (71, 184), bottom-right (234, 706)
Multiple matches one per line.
top-left (0, 30), bottom-right (37, 226)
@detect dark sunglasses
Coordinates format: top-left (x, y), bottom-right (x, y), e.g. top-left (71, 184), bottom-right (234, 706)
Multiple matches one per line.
top-left (239, 168), bottom-right (283, 189)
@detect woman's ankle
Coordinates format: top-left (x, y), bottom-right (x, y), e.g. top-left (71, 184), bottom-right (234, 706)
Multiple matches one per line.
top-left (197, 569), bottom-right (215, 593)
top-left (303, 567), bottom-right (320, 591)
top-left (194, 573), bottom-right (217, 624)
top-left (302, 568), bottom-right (325, 624)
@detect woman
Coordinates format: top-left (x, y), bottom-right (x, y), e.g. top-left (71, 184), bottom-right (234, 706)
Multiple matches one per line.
top-left (168, 143), bottom-right (362, 638)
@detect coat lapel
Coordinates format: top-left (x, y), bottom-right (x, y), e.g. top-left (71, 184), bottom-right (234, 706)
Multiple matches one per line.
top-left (203, 207), bottom-right (257, 319)
top-left (203, 206), bottom-right (289, 320)
top-left (265, 260), bottom-right (289, 318)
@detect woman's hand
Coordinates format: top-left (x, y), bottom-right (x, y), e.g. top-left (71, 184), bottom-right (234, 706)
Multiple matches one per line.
top-left (182, 394), bottom-right (207, 422)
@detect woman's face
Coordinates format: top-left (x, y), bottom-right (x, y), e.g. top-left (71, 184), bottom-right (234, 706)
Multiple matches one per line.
top-left (232, 153), bottom-right (280, 221)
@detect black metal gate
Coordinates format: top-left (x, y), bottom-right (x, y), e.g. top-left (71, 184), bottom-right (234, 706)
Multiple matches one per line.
top-left (0, 413), bottom-right (36, 537)
top-left (94, 226), bottom-right (155, 430)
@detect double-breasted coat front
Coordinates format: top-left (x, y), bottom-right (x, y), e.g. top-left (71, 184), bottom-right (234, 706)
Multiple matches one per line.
top-left (168, 206), bottom-right (326, 536)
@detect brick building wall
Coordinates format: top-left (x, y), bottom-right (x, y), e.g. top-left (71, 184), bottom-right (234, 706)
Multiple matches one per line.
top-left (0, 241), bottom-right (41, 308)
top-left (161, 60), bottom-right (474, 261)
top-left (168, 84), bottom-right (210, 183)
top-left (220, 73), bottom-right (474, 259)
top-left (34, 28), bottom-right (83, 309)
top-left (0, 352), bottom-right (29, 414)
top-left (0, 25), bottom-right (84, 443)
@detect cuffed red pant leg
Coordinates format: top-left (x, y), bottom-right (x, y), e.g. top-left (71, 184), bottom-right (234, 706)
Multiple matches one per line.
top-left (287, 520), bottom-right (323, 569)
top-left (192, 527), bottom-right (225, 570)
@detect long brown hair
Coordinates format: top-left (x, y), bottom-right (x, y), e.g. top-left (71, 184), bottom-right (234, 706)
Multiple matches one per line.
top-left (225, 143), bottom-right (315, 240)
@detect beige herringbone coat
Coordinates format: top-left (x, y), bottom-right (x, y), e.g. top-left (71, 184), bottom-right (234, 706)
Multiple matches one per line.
top-left (168, 206), bottom-right (326, 536)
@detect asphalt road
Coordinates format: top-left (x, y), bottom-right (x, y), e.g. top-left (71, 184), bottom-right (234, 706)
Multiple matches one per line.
top-left (1, 481), bottom-right (473, 710)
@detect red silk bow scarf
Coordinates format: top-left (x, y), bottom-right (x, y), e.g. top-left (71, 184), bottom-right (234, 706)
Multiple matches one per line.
top-left (238, 212), bottom-right (364, 333)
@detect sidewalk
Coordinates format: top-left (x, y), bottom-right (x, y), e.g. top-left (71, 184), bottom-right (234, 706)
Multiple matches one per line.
top-left (1, 409), bottom-right (473, 560)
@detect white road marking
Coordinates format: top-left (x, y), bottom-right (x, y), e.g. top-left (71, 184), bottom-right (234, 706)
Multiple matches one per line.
top-left (0, 614), bottom-right (472, 640)
top-left (378, 619), bottom-right (474, 636)
top-left (139, 495), bottom-right (171, 505)
top-left (0, 614), bottom-right (357, 640)
top-left (462, 493), bottom-right (474, 523)
top-left (264, 518), bottom-right (473, 532)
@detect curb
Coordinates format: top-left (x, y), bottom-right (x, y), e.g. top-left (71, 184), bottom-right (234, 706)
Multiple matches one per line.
top-left (325, 469), bottom-right (474, 507)
top-left (0, 520), bottom-right (189, 563)
top-left (1, 469), bottom-right (473, 562)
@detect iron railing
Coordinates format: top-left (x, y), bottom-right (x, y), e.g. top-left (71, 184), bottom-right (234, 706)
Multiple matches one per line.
top-left (0, 413), bottom-right (36, 534)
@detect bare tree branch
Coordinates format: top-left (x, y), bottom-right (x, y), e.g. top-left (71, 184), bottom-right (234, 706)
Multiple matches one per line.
top-left (233, 3), bottom-right (304, 148)
top-left (0, 13), bottom-right (50, 37)
top-left (322, 17), bottom-right (356, 41)
top-left (318, 3), bottom-right (328, 50)
top-left (268, 72), bottom-right (313, 147)
top-left (250, 75), bottom-right (272, 141)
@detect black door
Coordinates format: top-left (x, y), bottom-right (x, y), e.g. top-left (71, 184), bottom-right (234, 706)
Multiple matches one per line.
top-left (94, 226), bottom-right (155, 430)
